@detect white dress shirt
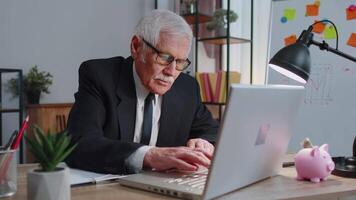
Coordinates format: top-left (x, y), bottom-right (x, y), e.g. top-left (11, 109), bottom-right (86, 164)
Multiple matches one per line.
top-left (124, 65), bottom-right (162, 173)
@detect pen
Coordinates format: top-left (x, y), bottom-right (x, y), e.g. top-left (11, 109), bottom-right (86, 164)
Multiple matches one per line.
top-left (4, 130), bottom-right (18, 150)
top-left (11, 115), bottom-right (29, 150)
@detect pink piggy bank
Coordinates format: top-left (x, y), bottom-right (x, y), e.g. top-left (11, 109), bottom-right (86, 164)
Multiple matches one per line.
top-left (294, 144), bottom-right (335, 183)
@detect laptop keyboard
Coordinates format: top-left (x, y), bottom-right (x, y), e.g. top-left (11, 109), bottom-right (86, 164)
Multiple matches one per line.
top-left (164, 169), bottom-right (208, 190)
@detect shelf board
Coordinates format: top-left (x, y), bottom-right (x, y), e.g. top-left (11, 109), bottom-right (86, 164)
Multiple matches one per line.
top-left (198, 36), bottom-right (251, 45)
top-left (182, 13), bottom-right (212, 25)
top-left (202, 102), bottom-right (226, 105)
top-left (0, 108), bottom-right (21, 113)
top-left (0, 68), bottom-right (22, 73)
top-left (27, 103), bottom-right (73, 108)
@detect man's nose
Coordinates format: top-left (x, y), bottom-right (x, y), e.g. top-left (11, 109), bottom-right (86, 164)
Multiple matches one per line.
top-left (164, 60), bottom-right (177, 75)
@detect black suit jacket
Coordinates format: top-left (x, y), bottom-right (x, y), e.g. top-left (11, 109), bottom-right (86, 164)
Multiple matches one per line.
top-left (66, 56), bottom-right (218, 174)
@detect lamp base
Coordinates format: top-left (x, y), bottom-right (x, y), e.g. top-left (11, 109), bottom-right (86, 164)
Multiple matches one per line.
top-left (332, 157), bottom-right (356, 178)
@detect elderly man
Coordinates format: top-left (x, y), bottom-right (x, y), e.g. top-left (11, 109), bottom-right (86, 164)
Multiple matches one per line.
top-left (66, 9), bottom-right (218, 175)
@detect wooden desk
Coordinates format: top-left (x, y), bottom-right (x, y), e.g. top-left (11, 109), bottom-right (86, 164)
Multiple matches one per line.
top-left (4, 164), bottom-right (356, 200)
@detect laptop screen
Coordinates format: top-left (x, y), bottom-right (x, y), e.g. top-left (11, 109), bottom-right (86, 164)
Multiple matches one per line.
top-left (203, 84), bottom-right (304, 200)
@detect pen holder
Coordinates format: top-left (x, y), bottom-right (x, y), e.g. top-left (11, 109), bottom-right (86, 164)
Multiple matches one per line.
top-left (0, 149), bottom-right (17, 197)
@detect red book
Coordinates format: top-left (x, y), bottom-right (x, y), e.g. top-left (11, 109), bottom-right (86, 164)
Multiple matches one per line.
top-left (202, 73), bottom-right (212, 102)
top-left (214, 71), bottom-right (222, 103)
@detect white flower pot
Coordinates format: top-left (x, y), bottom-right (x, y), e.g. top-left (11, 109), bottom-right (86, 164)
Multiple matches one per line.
top-left (27, 167), bottom-right (70, 200)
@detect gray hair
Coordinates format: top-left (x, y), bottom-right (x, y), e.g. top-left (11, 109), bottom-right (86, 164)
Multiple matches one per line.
top-left (134, 9), bottom-right (193, 52)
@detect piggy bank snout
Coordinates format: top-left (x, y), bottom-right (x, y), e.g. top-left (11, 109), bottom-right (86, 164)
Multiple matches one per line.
top-left (327, 161), bottom-right (335, 171)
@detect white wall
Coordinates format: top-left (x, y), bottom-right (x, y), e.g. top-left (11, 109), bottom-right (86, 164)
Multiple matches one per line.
top-left (0, 0), bottom-right (273, 109)
top-left (253, 0), bottom-right (272, 84)
top-left (0, 0), bottom-right (154, 158)
top-left (225, 0), bottom-right (272, 84)
top-left (0, 0), bottom-right (154, 104)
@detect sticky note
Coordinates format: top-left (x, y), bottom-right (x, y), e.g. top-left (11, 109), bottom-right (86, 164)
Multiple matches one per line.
top-left (284, 34), bottom-right (297, 46)
top-left (347, 33), bottom-right (356, 47)
top-left (312, 21), bottom-right (326, 34)
top-left (324, 26), bottom-right (337, 39)
top-left (314, 0), bottom-right (320, 6)
top-left (346, 5), bottom-right (356, 20)
top-left (284, 8), bottom-right (296, 20)
top-left (306, 4), bottom-right (319, 16)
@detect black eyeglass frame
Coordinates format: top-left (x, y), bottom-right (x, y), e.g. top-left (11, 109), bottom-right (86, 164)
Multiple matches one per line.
top-left (142, 38), bottom-right (191, 71)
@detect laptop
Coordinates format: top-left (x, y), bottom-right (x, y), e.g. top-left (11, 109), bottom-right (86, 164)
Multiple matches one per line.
top-left (118, 84), bottom-right (305, 200)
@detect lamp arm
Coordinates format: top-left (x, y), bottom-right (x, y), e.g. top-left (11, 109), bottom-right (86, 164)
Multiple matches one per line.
top-left (310, 39), bottom-right (356, 63)
top-left (354, 136), bottom-right (356, 157)
top-left (310, 20), bottom-right (339, 49)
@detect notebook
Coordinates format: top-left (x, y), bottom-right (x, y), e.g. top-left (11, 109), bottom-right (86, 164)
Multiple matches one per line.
top-left (69, 168), bottom-right (123, 186)
top-left (57, 163), bottom-right (124, 186)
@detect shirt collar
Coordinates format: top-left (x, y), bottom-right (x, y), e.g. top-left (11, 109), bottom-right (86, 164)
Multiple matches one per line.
top-left (133, 65), bottom-right (157, 102)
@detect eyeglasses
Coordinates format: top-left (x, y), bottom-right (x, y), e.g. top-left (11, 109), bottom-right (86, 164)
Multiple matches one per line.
top-left (142, 38), bottom-right (191, 71)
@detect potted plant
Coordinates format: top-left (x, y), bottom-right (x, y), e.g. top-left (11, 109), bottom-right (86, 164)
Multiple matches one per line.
top-left (180, 0), bottom-right (196, 15)
top-left (6, 65), bottom-right (53, 104)
top-left (25, 125), bottom-right (77, 200)
top-left (206, 9), bottom-right (238, 35)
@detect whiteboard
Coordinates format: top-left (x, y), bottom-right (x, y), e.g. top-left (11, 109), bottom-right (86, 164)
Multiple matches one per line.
top-left (266, 0), bottom-right (356, 156)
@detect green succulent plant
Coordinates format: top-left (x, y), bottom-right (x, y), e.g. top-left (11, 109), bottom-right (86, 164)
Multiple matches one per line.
top-left (25, 125), bottom-right (77, 172)
top-left (206, 9), bottom-right (238, 31)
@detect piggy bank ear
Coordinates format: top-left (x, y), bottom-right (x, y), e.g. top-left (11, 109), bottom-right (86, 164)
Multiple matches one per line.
top-left (311, 146), bottom-right (320, 157)
top-left (320, 144), bottom-right (329, 152)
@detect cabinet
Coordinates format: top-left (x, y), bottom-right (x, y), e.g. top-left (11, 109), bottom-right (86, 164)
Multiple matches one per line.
top-left (0, 68), bottom-right (24, 163)
top-left (155, 0), bottom-right (253, 119)
top-left (25, 103), bottom-right (73, 163)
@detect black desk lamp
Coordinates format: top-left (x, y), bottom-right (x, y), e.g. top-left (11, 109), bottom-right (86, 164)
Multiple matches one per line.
top-left (268, 20), bottom-right (356, 178)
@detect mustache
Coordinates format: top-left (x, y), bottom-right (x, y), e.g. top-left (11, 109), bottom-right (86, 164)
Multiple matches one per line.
top-left (153, 74), bottom-right (175, 84)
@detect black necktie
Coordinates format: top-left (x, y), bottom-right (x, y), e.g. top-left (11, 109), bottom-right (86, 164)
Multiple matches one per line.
top-left (141, 93), bottom-right (154, 145)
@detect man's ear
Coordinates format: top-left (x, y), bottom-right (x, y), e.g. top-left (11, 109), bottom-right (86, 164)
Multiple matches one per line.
top-left (130, 35), bottom-right (141, 60)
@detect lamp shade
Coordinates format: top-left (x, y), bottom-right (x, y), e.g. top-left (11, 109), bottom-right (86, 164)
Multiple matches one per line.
top-left (269, 42), bottom-right (311, 84)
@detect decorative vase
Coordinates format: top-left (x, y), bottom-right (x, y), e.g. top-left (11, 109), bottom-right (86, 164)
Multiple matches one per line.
top-left (27, 167), bottom-right (70, 200)
top-left (26, 90), bottom-right (41, 104)
top-left (216, 27), bottom-right (227, 37)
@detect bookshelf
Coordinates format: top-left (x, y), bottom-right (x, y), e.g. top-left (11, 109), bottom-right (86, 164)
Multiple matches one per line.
top-left (182, 13), bottom-right (212, 25)
top-left (155, 0), bottom-right (253, 120)
top-left (192, 0), bottom-right (253, 120)
top-left (0, 68), bottom-right (24, 163)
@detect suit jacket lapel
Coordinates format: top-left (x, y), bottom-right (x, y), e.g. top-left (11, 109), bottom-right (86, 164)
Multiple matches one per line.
top-left (157, 88), bottom-right (183, 147)
top-left (115, 57), bottom-right (136, 142)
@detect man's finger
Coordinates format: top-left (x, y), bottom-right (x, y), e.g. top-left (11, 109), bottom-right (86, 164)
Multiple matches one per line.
top-left (178, 150), bottom-right (211, 167)
top-left (195, 140), bottom-right (205, 149)
top-left (171, 158), bottom-right (198, 171)
top-left (186, 140), bottom-right (195, 148)
top-left (194, 147), bottom-right (213, 159)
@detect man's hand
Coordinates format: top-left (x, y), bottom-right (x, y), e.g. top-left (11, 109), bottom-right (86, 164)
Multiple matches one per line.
top-left (143, 146), bottom-right (211, 171)
top-left (186, 138), bottom-right (214, 159)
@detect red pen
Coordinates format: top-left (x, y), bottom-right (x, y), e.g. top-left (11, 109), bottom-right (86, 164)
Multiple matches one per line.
top-left (11, 115), bottom-right (29, 150)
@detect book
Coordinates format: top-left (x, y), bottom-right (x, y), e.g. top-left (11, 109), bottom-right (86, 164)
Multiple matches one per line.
top-left (202, 73), bottom-right (212, 102)
top-left (219, 71), bottom-right (241, 103)
top-left (208, 73), bottom-right (218, 102)
top-left (218, 71), bottom-right (227, 103)
top-left (195, 72), bottom-right (205, 101)
top-left (196, 71), bottom-right (241, 103)
top-left (214, 71), bottom-right (222, 103)
top-left (69, 168), bottom-right (124, 186)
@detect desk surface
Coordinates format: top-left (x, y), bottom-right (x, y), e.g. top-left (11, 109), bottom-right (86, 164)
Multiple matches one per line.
top-left (4, 163), bottom-right (356, 200)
